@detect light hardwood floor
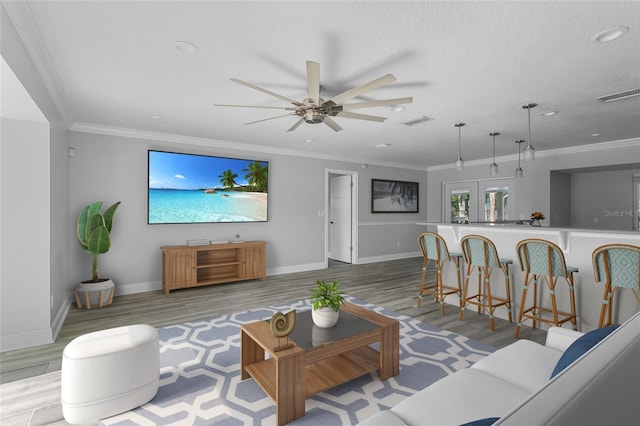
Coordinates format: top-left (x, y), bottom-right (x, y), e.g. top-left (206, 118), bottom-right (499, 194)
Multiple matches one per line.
top-left (0, 257), bottom-right (546, 425)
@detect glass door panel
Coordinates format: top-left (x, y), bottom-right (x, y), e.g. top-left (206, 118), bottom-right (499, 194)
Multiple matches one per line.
top-left (444, 182), bottom-right (478, 223)
top-left (484, 186), bottom-right (509, 222)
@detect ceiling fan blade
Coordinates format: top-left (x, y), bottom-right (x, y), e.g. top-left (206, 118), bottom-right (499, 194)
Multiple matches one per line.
top-left (287, 118), bottom-right (305, 132)
top-left (306, 61), bottom-right (320, 102)
top-left (230, 78), bottom-right (302, 106)
top-left (336, 111), bottom-right (387, 122)
top-left (326, 73), bottom-right (397, 105)
top-left (340, 97), bottom-right (413, 111)
top-left (323, 117), bottom-right (343, 132)
top-left (215, 103), bottom-right (295, 110)
top-left (244, 113), bottom-right (294, 125)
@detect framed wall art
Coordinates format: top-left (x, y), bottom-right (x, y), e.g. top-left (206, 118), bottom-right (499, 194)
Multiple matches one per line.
top-left (371, 179), bottom-right (419, 213)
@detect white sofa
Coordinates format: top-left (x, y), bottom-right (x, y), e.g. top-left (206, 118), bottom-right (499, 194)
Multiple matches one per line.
top-left (358, 310), bottom-right (640, 426)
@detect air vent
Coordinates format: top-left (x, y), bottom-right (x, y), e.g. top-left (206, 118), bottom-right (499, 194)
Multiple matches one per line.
top-left (401, 115), bottom-right (432, 126)
top-left (596, 88), bottom-right (640, 103)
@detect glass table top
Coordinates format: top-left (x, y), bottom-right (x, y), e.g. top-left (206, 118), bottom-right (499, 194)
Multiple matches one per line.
top-left (269, 309), bottom-right (380, 349)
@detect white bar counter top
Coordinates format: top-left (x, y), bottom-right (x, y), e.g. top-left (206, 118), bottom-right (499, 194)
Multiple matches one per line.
top-left (417, 222), bottom-right (640, 331)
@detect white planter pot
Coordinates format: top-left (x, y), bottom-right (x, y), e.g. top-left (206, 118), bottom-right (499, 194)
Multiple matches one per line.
top-left (312, 307), bottom-right (340, 328)
top-left (75, 279), bottom-right (115, 309)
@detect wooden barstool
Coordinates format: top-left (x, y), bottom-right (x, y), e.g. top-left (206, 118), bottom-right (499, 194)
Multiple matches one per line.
top-left (515, 238), bottom-right (578, 338)
top-left (592, 244), bottom-right (640, 328)
top-left (460, 235), bottom-right (513, 330)
top-left (417, 232), bottom-right (463, 314)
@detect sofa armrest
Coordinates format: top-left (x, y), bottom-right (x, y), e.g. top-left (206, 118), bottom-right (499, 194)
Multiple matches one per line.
top-left (545, 327), bottom-right (584, 352)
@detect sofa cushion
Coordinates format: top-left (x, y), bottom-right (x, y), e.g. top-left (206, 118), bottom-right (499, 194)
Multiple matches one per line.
top-left (471, 339), bottom-right (562, 393)
top-left (356, 409), bottom-right (412, 426)
top-left (550, 325), bottom-right (619, 378)
top-left (389, 368), bottom-right (529, 426)
top-left (460, 418), bottom-right (500, 426)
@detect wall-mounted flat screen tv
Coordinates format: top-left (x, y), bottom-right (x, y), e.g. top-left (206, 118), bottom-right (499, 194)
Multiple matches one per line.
top-left (148, 150), bottom-right (268, 224)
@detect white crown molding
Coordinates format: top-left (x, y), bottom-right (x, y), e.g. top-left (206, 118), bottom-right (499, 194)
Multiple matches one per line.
top-left (70, 121), bottom-right (428, 171)
top-left (3, 1), bottom-right (74, 127)
top-left (427, 137), bottom-right (640, 172)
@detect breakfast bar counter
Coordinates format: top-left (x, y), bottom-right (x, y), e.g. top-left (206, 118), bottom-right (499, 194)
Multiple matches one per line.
top-left (417, 223), bottom-right (640, 331)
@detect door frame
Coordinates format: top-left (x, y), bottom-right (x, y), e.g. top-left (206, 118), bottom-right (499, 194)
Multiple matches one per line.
top-left (325, 169), bottom-right (359, 266)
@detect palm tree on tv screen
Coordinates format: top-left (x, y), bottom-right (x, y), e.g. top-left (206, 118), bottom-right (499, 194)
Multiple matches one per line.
top-left (242, 161), bottom-right (268, 192)
top-left (218, 169), bottom-right (238, 189)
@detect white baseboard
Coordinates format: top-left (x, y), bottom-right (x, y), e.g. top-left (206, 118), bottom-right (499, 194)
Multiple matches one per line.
top-left (51, 292), bottom-right (73, 341)
top-left (0, 328), bottom-right (53, 352)
top-left (115, 280), bottom-right (162, 295)
top-left (267, 262), bottom-right (327, 276)
top-left (358, 251), bottom-right (421, 264)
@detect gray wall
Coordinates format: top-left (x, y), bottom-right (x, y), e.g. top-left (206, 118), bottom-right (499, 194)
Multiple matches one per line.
top-left (550, 171), bottom-right (571, 227)
top-left (427, 141), bottom-right (640, 226)
top-left (1, 4), bottom-right (71, 351)
top-left (67, 131), bottom-right (427, 296)
top-left (571, 168), bottom-right (640, 230)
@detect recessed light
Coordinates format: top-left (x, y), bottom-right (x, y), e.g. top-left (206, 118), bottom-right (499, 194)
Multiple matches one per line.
top-left (390, 105), bottom-right (405, 112)
top-left (590, 133), bottom-right (601, 137)
top-left (147, 114), bottom-right (161, 120)
top-left (304, 139), bottom-right (313, 143)
top-left (172, 41), bottom-right (199, 54)
top-left (376, 143), bottom-right (391, 148)
top-left (591, 26), bottom-right (629, 43)
top-left (541, 111), bottom-right (558, 116)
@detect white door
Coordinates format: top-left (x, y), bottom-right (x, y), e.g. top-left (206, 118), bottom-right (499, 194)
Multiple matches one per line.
top-left (443, 181), bottom-right (479, 223)
top-left (329, 174), bottom-right (352, 263)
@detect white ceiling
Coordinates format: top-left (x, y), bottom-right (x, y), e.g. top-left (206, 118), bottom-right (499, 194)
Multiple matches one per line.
top-left (4, 1), bottom-right (640, 169)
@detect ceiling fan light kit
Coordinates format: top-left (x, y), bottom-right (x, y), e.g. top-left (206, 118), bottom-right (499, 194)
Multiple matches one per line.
top-left (215, 60), bottom-right (413, 132)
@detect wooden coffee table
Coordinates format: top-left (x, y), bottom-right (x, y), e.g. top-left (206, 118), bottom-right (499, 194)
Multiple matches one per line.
top-left (240, 302), bottom-right (400, 425)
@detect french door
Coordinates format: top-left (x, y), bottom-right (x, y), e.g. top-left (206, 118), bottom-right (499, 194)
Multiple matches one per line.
top-left (444, 179), bottom-right (514, 223)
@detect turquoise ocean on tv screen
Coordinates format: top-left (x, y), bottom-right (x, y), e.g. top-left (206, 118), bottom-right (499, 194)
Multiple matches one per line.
top-left (148, 189), bottom-right (267, 223)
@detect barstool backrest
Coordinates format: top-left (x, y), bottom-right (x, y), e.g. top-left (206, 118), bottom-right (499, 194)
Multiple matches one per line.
top-left (516, 238), bottom-right (569, 278)
top-left (593, 244), bottom-right (640, 289)
top-left (461, 235), bottom-right (500, 268)
top-left (419, 232), bottom-right (451, 262)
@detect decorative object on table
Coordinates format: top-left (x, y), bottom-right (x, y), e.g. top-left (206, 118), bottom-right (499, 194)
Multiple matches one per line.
top-left (233, 233), bottom-right (243, 243)
top-left (371, 178), bottom-right (419, 213)
top-left (269, 310), bottom-right (296, 351)
top-left (310, 279), bottom-right (345, 328)
top-left (75, 201), bottom-right (121, 309)
top-left (530, 211), bottom-right (545, 227)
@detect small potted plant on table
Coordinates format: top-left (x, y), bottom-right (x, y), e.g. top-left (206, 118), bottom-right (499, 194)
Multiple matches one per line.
top-left (75, 201), bottom-right (121, 308)
top-left (309, 279), bottom-right (345, 328)
top-left (530, 211), bottom-right (545, 227)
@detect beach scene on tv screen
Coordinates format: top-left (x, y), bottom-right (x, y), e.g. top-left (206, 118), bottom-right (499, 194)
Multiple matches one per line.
top-left (148, 151), bottom-right (268, 223)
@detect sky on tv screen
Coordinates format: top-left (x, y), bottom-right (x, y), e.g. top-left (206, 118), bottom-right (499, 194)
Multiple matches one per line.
top-left (148, 150), bottom-right (266, 190)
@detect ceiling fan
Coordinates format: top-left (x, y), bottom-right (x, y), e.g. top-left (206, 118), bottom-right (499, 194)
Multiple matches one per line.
top-left (215, 61), bottom-right (413, 132)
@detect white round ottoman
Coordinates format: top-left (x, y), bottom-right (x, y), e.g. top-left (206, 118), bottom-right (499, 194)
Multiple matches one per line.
top-left (61, 324), bottom-right (159, 424)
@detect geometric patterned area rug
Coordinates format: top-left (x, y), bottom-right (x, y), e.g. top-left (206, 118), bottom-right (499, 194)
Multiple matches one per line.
top-left (101, 296), bottom-right (494, 426)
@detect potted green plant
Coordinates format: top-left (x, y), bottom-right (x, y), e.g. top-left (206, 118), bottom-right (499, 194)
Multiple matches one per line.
top-left (309, 279), bottom-right (345, 328)
top-left (75, 201), bottom-right (121, 308)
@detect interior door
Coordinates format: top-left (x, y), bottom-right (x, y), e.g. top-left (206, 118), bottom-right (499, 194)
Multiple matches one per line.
top-left (443, 181), bottom-right (478, 223)
top-left (329, 174), bottom-right (352, 263)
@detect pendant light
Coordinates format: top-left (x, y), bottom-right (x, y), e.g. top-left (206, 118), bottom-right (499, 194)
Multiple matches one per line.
top-left (489, 132), bottom-right (500, 176)
top-left (515, 139), bottom-right (525, 178)
top-left (454, 122), bottom-right (466, 171)
top-left (522, 103), bottom-right (537, 162)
